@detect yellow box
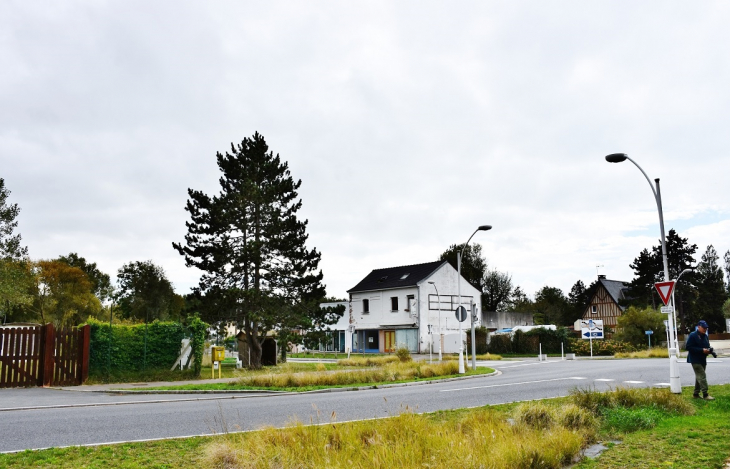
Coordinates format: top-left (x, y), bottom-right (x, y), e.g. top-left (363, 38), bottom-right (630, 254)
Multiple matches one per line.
top-left (211, 346), bottom-right (226, 362)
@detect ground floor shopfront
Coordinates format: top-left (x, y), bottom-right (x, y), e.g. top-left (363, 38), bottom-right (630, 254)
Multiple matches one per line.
top-left (352, 328), bottom-right (419, 353)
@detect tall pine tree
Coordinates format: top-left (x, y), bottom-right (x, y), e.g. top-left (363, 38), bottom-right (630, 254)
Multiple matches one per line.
top-left (692, 245), bottom-right (726, 332)
top-left (173, 133), bottom-right (338, 368)
top-left (627, 229), bottom-right (697, 329)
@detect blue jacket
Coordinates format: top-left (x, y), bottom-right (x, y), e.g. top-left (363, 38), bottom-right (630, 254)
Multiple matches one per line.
top-left (686, 330), bottom-right (710, 365)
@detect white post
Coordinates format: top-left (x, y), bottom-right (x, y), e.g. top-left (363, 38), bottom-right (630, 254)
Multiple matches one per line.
top-left (561, 342), bottom-right (564, 360)
top-left (457, 251), bottom-right (465, 374)
top-left (429, 325), bottom-right (433, 364)
top-left (590, 334), bottom-right (593, 358)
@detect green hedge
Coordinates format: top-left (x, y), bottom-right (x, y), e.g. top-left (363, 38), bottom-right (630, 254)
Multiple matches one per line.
top-left (486, 327), bottom-right (571, 354)
top-left (88, 319), bottom-right (187, 375)
top-left (466, 326), bottom-right (489, 355)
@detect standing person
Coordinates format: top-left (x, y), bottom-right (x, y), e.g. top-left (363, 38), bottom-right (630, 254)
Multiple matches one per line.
top-left (686, 320), bottom-right (715, 400)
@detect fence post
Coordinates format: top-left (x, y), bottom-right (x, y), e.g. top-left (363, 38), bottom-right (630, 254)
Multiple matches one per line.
top-left (41, 323), bottom-right (55, 387)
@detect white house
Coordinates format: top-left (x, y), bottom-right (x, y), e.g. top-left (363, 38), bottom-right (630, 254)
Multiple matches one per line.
top-left (346, 260), bottom-right (482, 353)
top-left (314, 301), bottom-right (351, 353)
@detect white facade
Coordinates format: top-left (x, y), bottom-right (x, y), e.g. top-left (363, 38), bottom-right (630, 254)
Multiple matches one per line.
top-left (348, 262), bottom-right (481, 353)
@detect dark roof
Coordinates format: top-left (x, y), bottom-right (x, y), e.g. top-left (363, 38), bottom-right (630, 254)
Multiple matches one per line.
top-left (347, 260), bottom-right (446, 293)
top-left (599, 278), bottom-right (629, 306)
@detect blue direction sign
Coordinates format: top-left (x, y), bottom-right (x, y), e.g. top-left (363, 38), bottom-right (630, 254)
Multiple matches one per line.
top-left (580, 319), bottom-right (604, 339)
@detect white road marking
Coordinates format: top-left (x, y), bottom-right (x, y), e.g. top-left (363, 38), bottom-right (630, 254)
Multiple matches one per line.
top-left (495, 361), bottom-right (561, 369)
top-left (594, 379), bottom-right (614, 382)
top-left (623, 381), bottom-right (644, 384)
top-left (654, 383), bottom-right (671, 387)
top-left (439, 377), bottom-right (587, 392)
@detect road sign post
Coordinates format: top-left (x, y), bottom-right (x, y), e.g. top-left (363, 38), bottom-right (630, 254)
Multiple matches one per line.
top-left (645, 330), bottom-right (653, 349)
top-left (656, 280), bottom-right (681, 393)
top-left (581, 320), bottom-right (604, 358)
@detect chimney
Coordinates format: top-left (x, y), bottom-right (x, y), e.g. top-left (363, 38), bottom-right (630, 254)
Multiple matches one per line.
top-left (598, 274), bottom-right (606, 280)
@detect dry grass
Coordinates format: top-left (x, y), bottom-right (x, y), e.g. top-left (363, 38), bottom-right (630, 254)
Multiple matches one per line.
top-left (443, 353), bottom-right (503, 361)
top-left (336, 355), bottom-right (400, 367)
top-left (615, 348), bottom-right (669, 359)
top-left (235, 360), bottom-right (461, 388)
top-left (204, 407), bottom-right (589, 469)
top-left (569, 386), bottom-right (694, 415)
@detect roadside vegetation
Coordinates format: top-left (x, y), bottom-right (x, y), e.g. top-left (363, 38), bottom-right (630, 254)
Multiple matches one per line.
top-left (615, 348), bottom-right (669, 359)
top-left (4, 385), bottom-right (727, 468)
top-left (140, 349), bottom-right (495, 392)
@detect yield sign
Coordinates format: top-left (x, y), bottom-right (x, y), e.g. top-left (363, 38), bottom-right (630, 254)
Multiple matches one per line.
top-left (654, 281), bottom-right (676, 306)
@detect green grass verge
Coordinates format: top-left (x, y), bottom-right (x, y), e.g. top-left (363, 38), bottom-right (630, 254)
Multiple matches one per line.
top-left (572, 385), bottom-right (730, 468)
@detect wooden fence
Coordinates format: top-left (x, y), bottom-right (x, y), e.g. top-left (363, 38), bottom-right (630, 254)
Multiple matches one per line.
top-left (0, 324), bottom-right (90, 388)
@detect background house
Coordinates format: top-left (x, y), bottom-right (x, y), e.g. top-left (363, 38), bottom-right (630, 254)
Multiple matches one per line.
top-left (347, 260), bottom-right (481, 353)
top-left (579, 275), bottom-right (629, 332)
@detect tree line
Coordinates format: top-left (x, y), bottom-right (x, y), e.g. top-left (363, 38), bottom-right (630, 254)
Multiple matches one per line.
top-left (439, 229), bottom-right (730, 336)
top-left (438, 243), bottom-right (592, 327)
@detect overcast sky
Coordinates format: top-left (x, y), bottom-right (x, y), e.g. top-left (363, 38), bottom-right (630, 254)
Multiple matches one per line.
top-left (2, 1), bottom-right (729, 301)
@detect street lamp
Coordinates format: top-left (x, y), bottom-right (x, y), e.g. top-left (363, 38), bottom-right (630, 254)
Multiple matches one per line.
top-left (605, 153), bottom-right (681, 393)
top-left (457, 224), bottom-right (492, 374)
top-left (428, 281), bottom-right (442, 361)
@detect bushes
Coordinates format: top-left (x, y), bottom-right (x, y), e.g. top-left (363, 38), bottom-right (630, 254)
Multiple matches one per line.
top-left (466, 326), bottom-right (489, 355)
top-left (567, 338), bottom-right (637, 356)
top-left (87, 317), bottom-right (208, 378)
top-left (486, 327), bottom-right (571, 354)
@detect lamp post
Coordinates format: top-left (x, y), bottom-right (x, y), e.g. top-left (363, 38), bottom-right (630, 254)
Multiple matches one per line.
top-left (457, 225), bottom-right (492, 374)
top-left (428, 281), bottom-right (442, 361)
top-left (605, 153), bottom-right (681, 393)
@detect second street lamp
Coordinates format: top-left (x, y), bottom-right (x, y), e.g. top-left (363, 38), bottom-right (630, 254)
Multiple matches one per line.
top-left (457, 224), bottom-right (492, 374)
top-left (605, 153), bottom-right (681, 393)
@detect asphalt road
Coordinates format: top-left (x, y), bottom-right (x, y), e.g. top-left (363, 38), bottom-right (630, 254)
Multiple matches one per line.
top-left (1, 357), bottom-right (729, 453)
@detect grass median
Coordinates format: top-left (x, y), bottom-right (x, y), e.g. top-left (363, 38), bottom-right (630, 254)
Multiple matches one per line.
top-left (139, 359), bottom-right (495, 392)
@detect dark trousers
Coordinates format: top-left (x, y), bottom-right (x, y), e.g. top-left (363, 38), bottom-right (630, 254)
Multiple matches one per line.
top-left (692, 363), bottom-right (708, 396)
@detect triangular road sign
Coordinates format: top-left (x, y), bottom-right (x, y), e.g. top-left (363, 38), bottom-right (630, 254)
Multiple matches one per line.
top-left (654, 281), bottom-right (676, 306)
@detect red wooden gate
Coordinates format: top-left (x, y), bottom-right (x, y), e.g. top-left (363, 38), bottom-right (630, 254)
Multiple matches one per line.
top-left (0, 324), bottom-right (90, 388)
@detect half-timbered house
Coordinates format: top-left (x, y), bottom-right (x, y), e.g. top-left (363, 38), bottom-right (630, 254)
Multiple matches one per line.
top-left (581, 275), bottom-right (629, 331)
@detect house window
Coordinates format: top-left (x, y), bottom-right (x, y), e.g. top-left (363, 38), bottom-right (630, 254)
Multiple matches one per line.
top-left (591, 305), bottom-right (597, 314)
top-left (391, 297), bottom-right (399, 311)
top-left (363, 299), bottom-right (369, 314)
top-left (405, 294), bottom-right (415, 311)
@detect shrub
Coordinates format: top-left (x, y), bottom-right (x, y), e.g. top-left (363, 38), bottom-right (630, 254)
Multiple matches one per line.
top-left (487, 334), bottom-right (512, 354)
top-left (87, 319), bottom-right (186, 377)
top-left (395, 345), bottom-right (412, 362)
top-left (567, 338), bottom-right (637, 356)
top-left (487, 327), bottom-right (571, 355)
top-left (513, 402), bottom-right (556, 430)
